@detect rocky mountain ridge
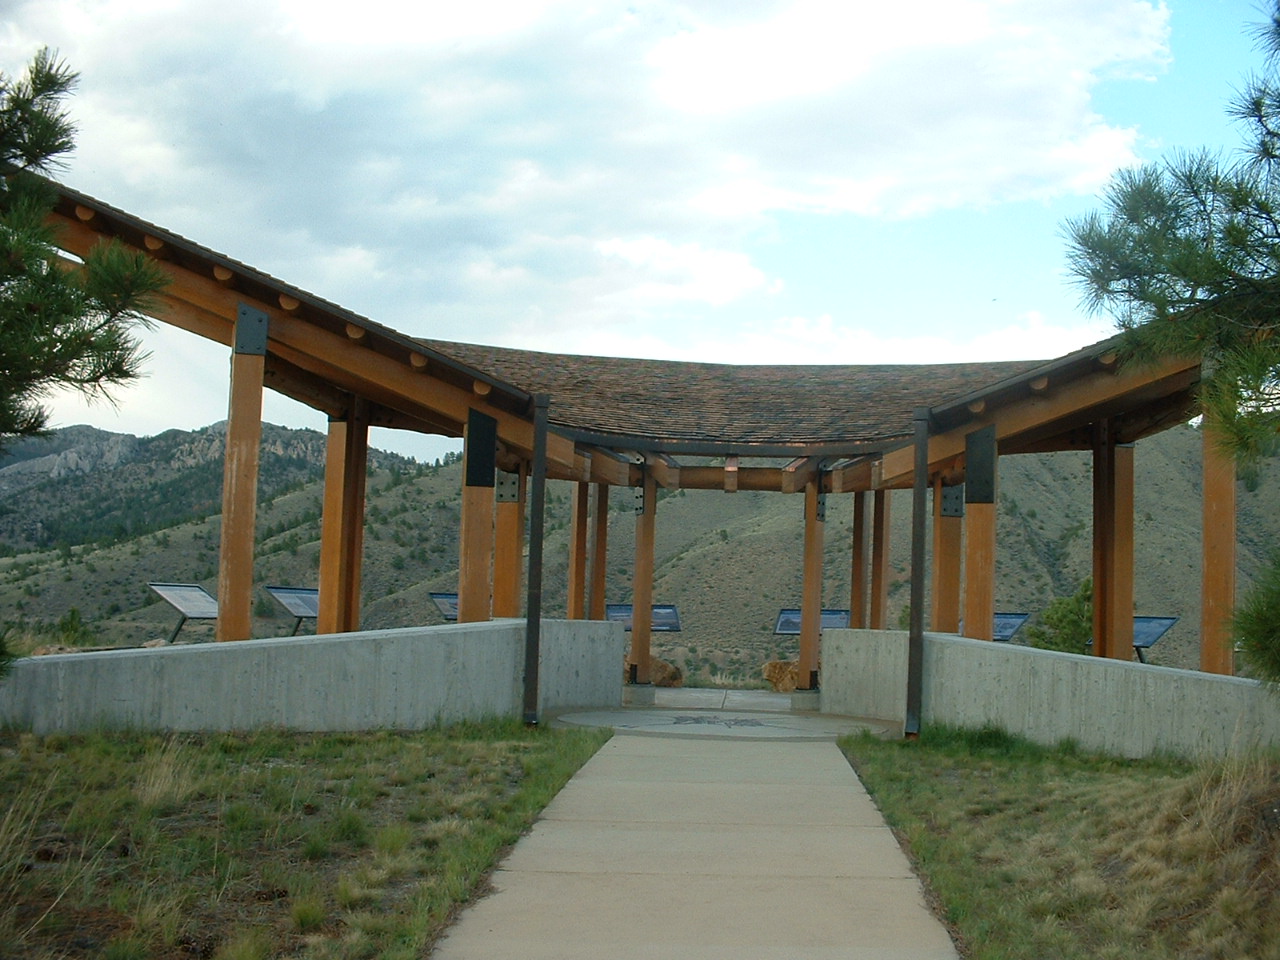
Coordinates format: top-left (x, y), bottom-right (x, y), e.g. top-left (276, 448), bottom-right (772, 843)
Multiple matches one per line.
top-left (2, 421), bottom-right (1278, 682)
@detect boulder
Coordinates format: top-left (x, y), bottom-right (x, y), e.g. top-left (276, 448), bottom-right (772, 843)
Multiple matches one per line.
top-left (762, 659), bottom-right (799, 692)
top-left (624, 656), bottom-right (684, 687)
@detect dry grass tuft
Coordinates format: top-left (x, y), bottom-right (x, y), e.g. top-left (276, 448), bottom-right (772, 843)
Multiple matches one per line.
top-left (1120, 753), bottom-right (1280, 958)
top-left (134, 737), bottom-right (202, 811)
top-left (1, 721), bottom-right (608, 959)
top-left (842, 727), bottom-right (1280, 960)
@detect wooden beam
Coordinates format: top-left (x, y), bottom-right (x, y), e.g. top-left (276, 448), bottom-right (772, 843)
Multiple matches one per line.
top-left (586, 450), bottom-right (633, 486)
top-left (51, 217), bottom-right (577, 468)
top-left (1201, 421), bottom-right (1237, 674)
top-left (1091, 422), bottom-right (1135, 659)
top-left (458, 411), bottom-right (496, 623)
top-left (931, 479), bottom-right (962, 633)
top-left (782, 457), bottom-right (819, 494)
top-left (876, 355), bottom-right (1200, 488)
top-left (317, 404), bottom-right (369, 634)
top-left (851, 491), bottom-right (868, 628)
top-left (567, 481), bottom-right (590, 619)
top-left (216, 339), bottom-right (265, 642)
top-left (588, 483), bottom-right (610, 620)
top-left (829, 458), bottom-right (874, 494)
top-left (797, 479), bottom-right (824, 690)
top-left (646, 454), bottom-right (680, 490)
top-left (674, 465), bottom-right (788, 491)
top-left (1110, 442), bottom-right (1136, 659)
top-left (870, 490), bottom-right (891, 629)
top-left (724, 455), bottom-right (739, 493)
top-left (963, 502), bottom-right (996, 640)
top-left (493, 465), bottom-right (527, 618)
top-left (631, 470), bottom-right (657, 684)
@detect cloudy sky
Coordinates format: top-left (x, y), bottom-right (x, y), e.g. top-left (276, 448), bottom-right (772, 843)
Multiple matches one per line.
top-left (0, 0), bottom-right (1264, 460)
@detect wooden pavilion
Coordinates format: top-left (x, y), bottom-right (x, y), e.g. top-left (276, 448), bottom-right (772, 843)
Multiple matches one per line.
top-left (44, 179), bottom-right (1234, 693)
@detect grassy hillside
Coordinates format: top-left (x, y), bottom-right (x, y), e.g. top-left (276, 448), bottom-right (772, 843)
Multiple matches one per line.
top-left (2, 421), bottom-right (1278, 681)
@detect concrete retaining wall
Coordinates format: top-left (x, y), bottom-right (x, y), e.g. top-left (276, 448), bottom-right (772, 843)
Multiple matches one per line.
top-left (0, 619), bottom-right (625, 734)
top-left (821, 629), bottom-right (1280, 759)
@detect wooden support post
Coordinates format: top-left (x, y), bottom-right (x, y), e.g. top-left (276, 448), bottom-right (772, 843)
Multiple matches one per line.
top-left (588, 483), bottom-right (610, 620)
top-left (317, 402), bottom-right (369, 634)
top-left (1091, 422), bottom-right (1134, 659)
top-left (1201, 421), bottom-right (1237, 675)
top-left (459, 409), bottom-right (497, 623)
top-left (492, 465), bottom-right (527, 618)
top-left (931, 479), bottom-right (962, 633)
top-left (631, 471), bottom-right (657, 684)
top-left (962, 426), bottom-right (997, 641)
top-left (216, 305), bottom-right (268, 643)
top-left (869, 490), bottom-right (891, 629)
top-left (1091, 421), bottom-right (1113, 658)
top-left (851, 491), bottom-right (868, 628)
top-left (963, 504), bottom-right (996, 640)
top-left (798, 479), bottom-right (824, 690)
top-left (567, 481), bottom-right (590, 619)
top-left (1113, 443), bottom-right (1136, 658)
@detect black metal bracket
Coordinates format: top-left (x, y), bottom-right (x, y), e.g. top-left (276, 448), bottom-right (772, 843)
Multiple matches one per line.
top-left (235, 303), bottom-right (269, 356)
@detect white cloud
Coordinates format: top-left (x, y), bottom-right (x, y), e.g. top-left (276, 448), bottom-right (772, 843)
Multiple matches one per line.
top-left (2, 0), bottom-right (1183, 447)
top-left (596, 236), bottom-right (770, 306)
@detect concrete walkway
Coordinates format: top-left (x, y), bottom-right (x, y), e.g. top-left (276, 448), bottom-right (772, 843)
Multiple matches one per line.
top-left (431, 693), bottom-right (958, 959)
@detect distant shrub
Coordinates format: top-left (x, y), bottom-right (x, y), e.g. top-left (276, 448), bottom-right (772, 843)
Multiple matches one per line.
top-left (0, 629), bottom-right (12, 679)
top-left (1234, 553), bottom-right (1280, 686)
top-left (1025, 578), bottom-right (1091, 654)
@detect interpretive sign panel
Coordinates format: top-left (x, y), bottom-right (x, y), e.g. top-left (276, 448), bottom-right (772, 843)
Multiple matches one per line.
top-left (1132, 616), bottom-right (1178, 662)
top-left (265, 585), bottom-right (320, 619)
top-left (430, 592), bottom-right (460, 621)
top-left (993, 612), bottom-right (1031, 642)
top-left (773, 608), bottom-right (851, 635)
top-left (149, 582), bottom-right (219, 619)
top-left (605, 603), bottom-right (682, 632)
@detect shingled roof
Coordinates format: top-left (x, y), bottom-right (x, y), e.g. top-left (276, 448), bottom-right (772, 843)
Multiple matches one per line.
top-left (418, 338), bottom-right (1045, 451)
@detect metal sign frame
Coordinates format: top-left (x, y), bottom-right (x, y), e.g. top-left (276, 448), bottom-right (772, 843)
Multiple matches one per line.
top-left (148, 582), bottom-right (219, 643)
top-left (265, 585), bottom-right (320, 635)
top-left (429, 592), bottom-right (460, 621)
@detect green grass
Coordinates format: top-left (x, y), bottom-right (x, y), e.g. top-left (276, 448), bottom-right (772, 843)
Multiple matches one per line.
top-left (0, 719), bottom-right (609, 959)
top-left (840, 726), bottom-right (1280, 960)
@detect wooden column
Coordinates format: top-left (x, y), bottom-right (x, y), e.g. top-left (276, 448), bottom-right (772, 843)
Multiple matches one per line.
top-left (458, 409), bottom-right (497, 623)
top-left (1091, 422), bottom-right (1134, 659)
top-left (630, 471), bottom-right (657, 684)
top-left (216, 305), bottom-right (268, 643)
top-left (1201, 421), bottom-right (1237, 675)
top-left (931, 479), bottom-right (963, 633)
top-left (587, 483), bottom-right (610, 620)
top-left (869, 489), bottom-right (891, 629)
top-left (1112, 443), bottom-right (1136, 658)
top-left (567, 481), bottom-right (590, 619)
top-left (850, 491), bottom-right (868, 628)
top-left (962, 426), bottom-right (996, 640)
top-left (317, 402), bottom-right (369, 634)
top-left (492, 465), bottom-right (527, 618)
top-left (797, 479), bottom-right (824, 690)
